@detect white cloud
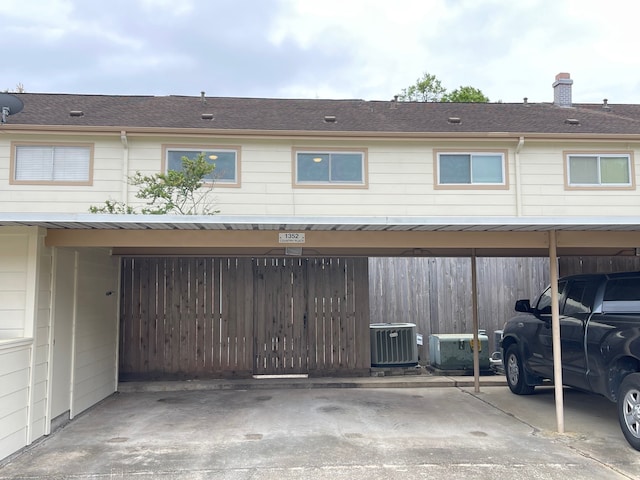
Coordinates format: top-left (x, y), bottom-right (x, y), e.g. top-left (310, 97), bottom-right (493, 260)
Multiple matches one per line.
top-left (270, 0), bottom-right (452, 99)
top-left (2, 0), bottom-right (73, 22)
top-left (3, 0), bottom-right (640, 102)
top-left (138, 0), bottom-right (194, 16)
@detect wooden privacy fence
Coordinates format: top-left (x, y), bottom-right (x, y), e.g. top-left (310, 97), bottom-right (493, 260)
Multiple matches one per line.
top-left (559, 256), bottom-right (640, 276)
top-left (369, 257), bottom-right (550, 356)
top-left (119, 257), bottom-right (370, 380)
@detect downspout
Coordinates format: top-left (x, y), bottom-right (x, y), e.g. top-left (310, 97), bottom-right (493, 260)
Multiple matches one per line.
top-left (120, 131), bottom-right (129, 206)
top-left (515, 136), bottom-right (524, 216)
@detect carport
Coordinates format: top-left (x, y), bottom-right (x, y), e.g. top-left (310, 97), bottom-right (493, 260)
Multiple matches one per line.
top-left (6, 212), bottom-right (640, 436)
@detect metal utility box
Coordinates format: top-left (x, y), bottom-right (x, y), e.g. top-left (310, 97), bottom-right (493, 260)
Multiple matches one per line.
top-left (370, 323), bottom-right (419, 367)
top-left (429, 333), bottom-right (490, 371)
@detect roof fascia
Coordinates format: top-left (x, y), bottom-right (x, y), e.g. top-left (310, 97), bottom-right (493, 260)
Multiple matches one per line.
top-left (3, 124), bottom-right (640, 142)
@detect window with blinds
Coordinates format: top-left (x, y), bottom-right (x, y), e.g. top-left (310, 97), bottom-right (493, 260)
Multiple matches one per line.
top-left (13, 145), bottom-right (92, 184)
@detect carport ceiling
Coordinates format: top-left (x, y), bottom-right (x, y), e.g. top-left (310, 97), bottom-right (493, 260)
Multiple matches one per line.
top-left (3, 213), bottom-right (640, 257)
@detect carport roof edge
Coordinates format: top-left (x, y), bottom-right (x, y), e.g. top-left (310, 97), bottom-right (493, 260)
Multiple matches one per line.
top-left (2, 213), bottom-right (640, 232)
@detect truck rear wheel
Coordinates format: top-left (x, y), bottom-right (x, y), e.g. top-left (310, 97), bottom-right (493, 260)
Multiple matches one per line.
top-left (505, 345), bottom-right (535, 395)
top-left (618, 373), bottom-right (640, 450)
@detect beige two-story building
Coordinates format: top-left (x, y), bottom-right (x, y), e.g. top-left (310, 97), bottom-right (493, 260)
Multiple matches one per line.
top-left (2, 73), bottom-right (640, 460)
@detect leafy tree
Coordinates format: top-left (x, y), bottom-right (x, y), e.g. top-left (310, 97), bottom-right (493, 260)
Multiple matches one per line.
top-left (441, 86), bottom-right (489, 103)
top-left (397, 73), bottom-right (489, 103)
top-left (90, 153), bottom-right (219, 215)
top-left (397, 73), bottom-right (446, 102)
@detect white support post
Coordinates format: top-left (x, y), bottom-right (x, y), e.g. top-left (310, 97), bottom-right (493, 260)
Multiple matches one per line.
top-left (471, 250), bottom-right (480, 393)
top-left (549, 230), bottom-right (565, 433)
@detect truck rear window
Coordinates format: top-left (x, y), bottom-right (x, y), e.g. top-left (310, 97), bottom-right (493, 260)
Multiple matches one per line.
top-left (603, 277), bottom-right (640, 313)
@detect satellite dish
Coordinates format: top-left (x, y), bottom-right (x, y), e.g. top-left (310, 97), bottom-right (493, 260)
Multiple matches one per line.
top-left (0, 93), bottom-right (24, 124)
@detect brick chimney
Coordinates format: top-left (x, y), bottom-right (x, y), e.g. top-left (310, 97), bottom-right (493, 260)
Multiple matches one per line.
top-left (553, 72), bottom-right (573, 107)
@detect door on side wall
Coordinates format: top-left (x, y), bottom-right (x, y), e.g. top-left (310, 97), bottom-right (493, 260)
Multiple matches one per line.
top-left (253, 258), bottom-right (308, 375)
top-left (51, 249), bottom-right (75, 422)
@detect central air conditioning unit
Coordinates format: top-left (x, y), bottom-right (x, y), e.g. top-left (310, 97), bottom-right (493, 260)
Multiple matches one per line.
top-left (370, 323), bottom-right (419, 367)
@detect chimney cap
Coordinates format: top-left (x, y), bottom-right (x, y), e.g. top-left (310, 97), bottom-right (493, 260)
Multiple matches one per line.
top-left (555, 72), bottom-right (571, 81)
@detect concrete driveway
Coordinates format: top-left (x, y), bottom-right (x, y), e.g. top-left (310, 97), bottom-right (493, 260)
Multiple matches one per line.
top-left (1, 380), bottom-right (639, 479)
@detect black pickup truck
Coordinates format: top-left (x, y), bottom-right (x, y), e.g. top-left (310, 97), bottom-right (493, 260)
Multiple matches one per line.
top-left (501, 271), bottom-right (640, 450)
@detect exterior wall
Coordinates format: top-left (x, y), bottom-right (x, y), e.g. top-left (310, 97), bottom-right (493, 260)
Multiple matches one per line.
top-left (50, 248), bottom-right (75, 421)
top-left (0, 134), bottom-right (124, 213)
top-left (0, 340), bottom-right (31, 461)
top-left (3, 133), bottom-right (639, 218)
top-left (0, 227), bottom-right (51, 461)
top-left (0, 228), bottom-right (33, 339)
top-left (71, 248), bottom-right (119, 417)
top-left (31, 236), bottom-right (52, 440)
top-left (126, 138), bottom-right (519, 216)
top-left (0, 233), bottom-right (119, 462)
top-left (519, 142), bottom-right (640, 216)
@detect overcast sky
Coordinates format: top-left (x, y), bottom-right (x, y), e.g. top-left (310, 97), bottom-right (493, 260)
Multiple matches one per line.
top-left (3, 0), bottom-right (640, 104)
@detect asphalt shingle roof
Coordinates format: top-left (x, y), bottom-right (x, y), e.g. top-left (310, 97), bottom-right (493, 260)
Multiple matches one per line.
top-left (4, 93), bottom-right (640, 136)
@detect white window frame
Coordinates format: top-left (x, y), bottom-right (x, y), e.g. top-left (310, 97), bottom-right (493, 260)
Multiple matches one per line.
top-left (435, 151), bottom-right (507, 188)
top-left (293, 148), bottom-right (367, 188)
top-left (566, 152), bottom-right (633, 188)
top-left (164, 146), bottom-right (240, 186)
top-left (11, 143), bottom-right (93, 185)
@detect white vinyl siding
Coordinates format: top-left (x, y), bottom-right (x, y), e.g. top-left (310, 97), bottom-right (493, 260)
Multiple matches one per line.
top-left (13, 145), bottom-right (92, 184)
top-left (0, 227), bottom-right (51, 461)
top-left (0, 341), bottom-right (31, 461)
top-left (71, 249), bottom-right (118, 417)
top-left (2, 136), bottom-right (640, 216)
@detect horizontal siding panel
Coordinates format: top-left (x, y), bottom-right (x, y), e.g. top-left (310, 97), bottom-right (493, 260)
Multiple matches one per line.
top-left (0, 389), bottom-right (29, 422)
top-left (33, 363), bottom-right (48, 384)
top-left (0, 292), bottom-right (27, 311)
top-left (0, 408), bottom-right (28, 439)
top-left (0, 312), bottom-right (25, 330)
top-left (0, 272), bottom-right (27, 290)
top-left (0, 369), bottom-right (30, 395)
top-left (34, 343), bottom-right (50, 364)
top-left (74, 347), bottom-right (115, 376)
top-left (30, 417), bottom-right (46, 440)
top-left (73, 369), bottom-right (116, 415)
top-left (74, 389), bottom-right (113, 417)
top-left (31, 380), bottom-right (47, 403)
top-left (0, 428), bottom-right (27, 461)
top-left (36, 308), bottom-right (51, 329)
top-left (75, 347), bottom-right (116, 378)
top-left (0, 329), bottom-right (25, 339)
top-left (30, 396), bottom-right (47, 433)
top-left (0, 347), bottom-right (30, 377)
